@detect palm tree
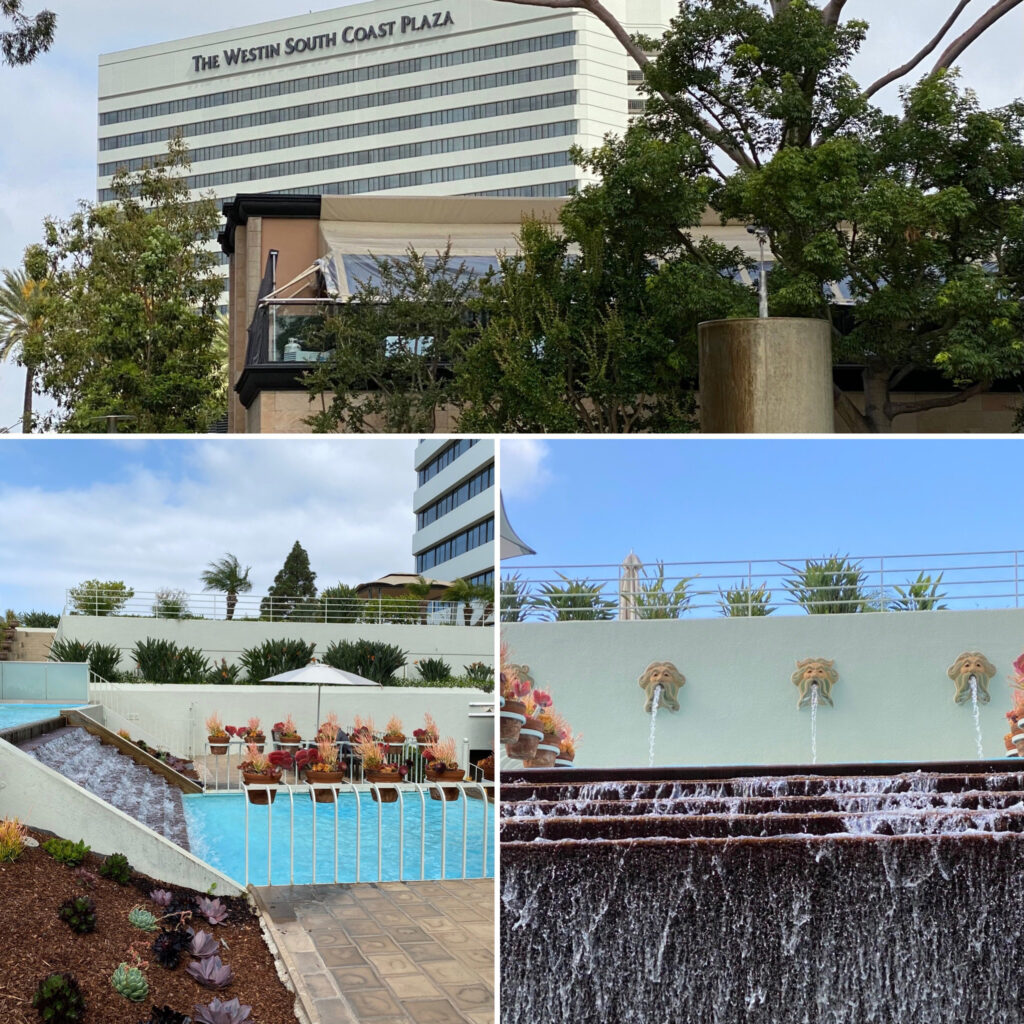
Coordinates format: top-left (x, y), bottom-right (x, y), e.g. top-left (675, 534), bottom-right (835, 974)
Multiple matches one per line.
top-left (0, 267), bottom-right (45, 432)
top-left (201, 554), bottom-right (253, 620)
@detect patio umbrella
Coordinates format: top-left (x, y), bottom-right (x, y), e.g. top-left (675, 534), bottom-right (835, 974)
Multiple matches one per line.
top-left (619, 551), bottom-right (643, 621)
top-left (261, 663), bottom-right (382, 725)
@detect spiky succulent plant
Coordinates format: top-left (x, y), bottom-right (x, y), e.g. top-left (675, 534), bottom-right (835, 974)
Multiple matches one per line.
top-left (98, 851), bottom-right (132, 885)
top-left (32, 972), bottom-right (85, 1022)
top-left (193, 998), bottom-right (252, 1024)
top-left (152, 927), bottom-right (191, 969)
top-left (111, 963), bottom-right (149, 1002)
top-left (57, 896), bottom-right (97, 935)
top-left (185, 955), bottom-right (233, 989)
top-left (190, 929), bottom-right (220, 959)
top-left (195, 896), bottom-right (228, 925)
top-left (128, 905), bottom-right (159, 932)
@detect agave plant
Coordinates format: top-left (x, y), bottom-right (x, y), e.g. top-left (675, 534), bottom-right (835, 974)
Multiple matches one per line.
top-left (193, 997), bottom-right (252, 1024)
top-left (190, 929), bottom-right (220, 959)
top-left (195, 896), bottom-right (229, 925)
top-left (186, 955), bottom-right (233, 989)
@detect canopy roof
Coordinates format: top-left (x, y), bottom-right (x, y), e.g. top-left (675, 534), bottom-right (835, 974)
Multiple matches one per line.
top-left (261, 664), bottom-right (381, 687)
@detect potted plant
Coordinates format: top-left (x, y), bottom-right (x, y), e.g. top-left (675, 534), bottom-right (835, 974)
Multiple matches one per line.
top-left (477, 754), bottom-right (495, 781)
top-left (316, 711), bottom-right (340, 743)
top-left (1005, 733), bottom-right (1019, 757)
top-left (555, 727), bottom-right (580, 767)
top-left (505, 690), bottom-right (545, 761)
top-left (382, 714), bottom-right (405, 752)
top-left (304, 739), bottom-right (347, 802)
top-left (239, 743), bottom-right (282, 804)
top-left (500, 651), bottom-right (528, 744)
top-left (424, 736), bottom-right (463, 801)
top-left (206, 713), bottom-right (229, 756)
top-left (357, 737), bottom-right (400, 803)
top-left (412, 712), bottom-right (439, 747)
top-left (524, 698), bottom-right (560, 767)
top-left (243, 717), bottom-right (265, 752)
top-left (278, 714), bottom-right (301, 746)
top-left (271, 721), bottom-right (285, 744)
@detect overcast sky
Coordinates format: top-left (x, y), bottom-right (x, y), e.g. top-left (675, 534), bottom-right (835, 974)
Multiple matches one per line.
top-left (0, 437), bottom-right (418, 613)
top-left (1, 0), bottom-right (1022, 429)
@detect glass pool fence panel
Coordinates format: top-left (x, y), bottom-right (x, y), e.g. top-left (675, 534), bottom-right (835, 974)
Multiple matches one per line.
top-left (240, 779), bottom-right (492, 886)
top-left (88, 677), bottom-right (196, 758)
top-left (501, 550), bottom-right (1024, 621)
top-left (64, 588), bottom-right (486, 625)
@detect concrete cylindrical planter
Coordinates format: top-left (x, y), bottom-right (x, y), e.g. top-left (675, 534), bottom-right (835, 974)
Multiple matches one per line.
top-left (505, 718), bottom-right (543, 761)
top-left (303, 768), bottom-right (346, 802)
top-left (426, 765), bottom-right (464, 801)
top-left (525, 742), bottom-right (559, 768)
top-left (208, 736), bottom-right (228, 756)
top-left (365, 768), bottom-right (400, 803)
top-left (500, 700), bottom-right (527, 743)
top-left (242, 770), bottom-right (281, 805)
top-left (698, 318), bottom-right (834, 433)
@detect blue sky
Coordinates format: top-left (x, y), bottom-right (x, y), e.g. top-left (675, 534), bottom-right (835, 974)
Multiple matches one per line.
top-left (0, 437), bottom-right (417, 614)
top-left (501, 438), bottom-right (1024, 612)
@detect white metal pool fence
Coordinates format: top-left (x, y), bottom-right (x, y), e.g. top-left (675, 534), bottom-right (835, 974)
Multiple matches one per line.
top-left (238, 778), bottom-right (493, 886)
top-left (501, 550), bottom-right (1024, 621)
top-left (63, 588), bottom-right (491, 625)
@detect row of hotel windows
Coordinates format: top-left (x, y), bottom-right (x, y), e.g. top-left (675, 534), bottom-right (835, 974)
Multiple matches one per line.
top-left (418, 439), bottom-right (479, 485)
top-left (466, 571), bottom-right (494, 588)
top-left (259, 151), bottom-right (572, 201)
top-left (99, 31), bottom-right (577, 126)
top-left (469, 180), bottom-right (577, 197)
top-left (109, 122), bottom-right (576, 194)
top-left (100, 61), bottom-right (577, 157)
top-left (416, 464), bottom-right (494, 530)
top-left (416, 518), bottom-right (495, 574)
top-left (99, 90), bottom-right (578, 170)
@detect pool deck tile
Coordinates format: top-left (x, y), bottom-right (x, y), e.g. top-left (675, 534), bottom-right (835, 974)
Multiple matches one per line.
top-left (253, 879), bottom-right (492, 1024)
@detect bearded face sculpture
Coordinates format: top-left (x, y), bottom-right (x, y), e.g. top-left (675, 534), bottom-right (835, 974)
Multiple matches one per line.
top-left (639, 661), bottom-right (685, 713)
top-left (791, 658), bottom-right (839, 708)
top-left (947, 652), bottom-right (996, 704)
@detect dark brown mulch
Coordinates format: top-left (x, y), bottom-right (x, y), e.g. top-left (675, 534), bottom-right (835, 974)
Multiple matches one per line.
top-left (0, 830), bottom-right (298, 1023)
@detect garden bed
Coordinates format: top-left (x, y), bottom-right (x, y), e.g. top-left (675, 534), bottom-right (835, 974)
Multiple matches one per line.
top-left (0, 829), bottom-right (298, 1023)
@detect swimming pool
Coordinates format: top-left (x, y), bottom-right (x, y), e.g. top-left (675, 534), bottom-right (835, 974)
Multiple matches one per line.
top-left (0, 703), bottom-right (78, 731)
top-left (183, 790), bottom-right (495, 886)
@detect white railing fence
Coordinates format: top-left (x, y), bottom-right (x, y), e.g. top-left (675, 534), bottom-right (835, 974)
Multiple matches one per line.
top-left (88, 675), bottom-right (196, 757)
top-left (502, 549), bottom-right (1024, 621)
top-left (63, 589), bottom-right (490, 626)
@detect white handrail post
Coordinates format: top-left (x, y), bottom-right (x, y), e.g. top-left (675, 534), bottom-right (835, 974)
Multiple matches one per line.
top-left (461, 784), bottom-right (468, 879)
top-left (288, 785), bottom-right (295, 886)
top-left (397, 787), bottom-right (405, 882)
top-left (244, 793), bottom-right (250, 886)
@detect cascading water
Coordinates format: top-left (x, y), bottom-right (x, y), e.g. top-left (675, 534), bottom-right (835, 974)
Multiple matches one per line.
top-left (648, 684), bottom-right (662, 768)
top-left (969, 675), bottom-right (985, 759)
top-left (809, 682), bottom-right (819, 765)
top-left (501, 763), bottom-right (1024, 1023)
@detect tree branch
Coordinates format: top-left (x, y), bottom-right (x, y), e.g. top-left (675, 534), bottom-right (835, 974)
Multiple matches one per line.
top-left (833, 383), bottom-right (871, 432)
top-left (886, 378), bottom-right (990, 418)
top-left (864, 0), bottom-right (973, 98)
top-left (931, 0), bottom-right (1024, 74)
top-left (820, 0), bottom-right (850, 29)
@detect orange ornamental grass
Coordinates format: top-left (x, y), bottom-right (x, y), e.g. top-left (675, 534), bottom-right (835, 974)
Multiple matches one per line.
top-left (205, 712), bottom-right (226, 737)
top-left (312, 738), bottom-right (340, 771)
top-left (355, 737), bottom-right (390, 770)
top-left (384, 714), bottom-right (404, 736)
top-left (0, 816), bottom-right (27, 862)
top-left (425, 736), bottom-right (458, 769)
top-left (318, 711), bottom-right (340, 742)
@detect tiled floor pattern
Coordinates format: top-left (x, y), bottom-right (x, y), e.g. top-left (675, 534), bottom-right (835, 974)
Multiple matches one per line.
top-left (254, 879), bottom-right (494, 1024)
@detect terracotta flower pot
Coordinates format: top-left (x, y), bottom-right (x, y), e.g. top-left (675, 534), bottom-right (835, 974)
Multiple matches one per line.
top-left (554, 754), bottom-right (575, 767)
top-left (364, 767), bottom-right (400, 803)
top-left (478, 756), bottom-right (495, 781)
top-left (383, 733), bottom-right (405, 749)
top-left (426, 765), bottom-right (463, 801)
top-left (303, 768), bottom-right (347, 802)
top-left (242, 769), bottom-right (281, 804)
top-left (500, 699), bottom-right (527, 743)
top-left (246, 733), bottom-right (266, 753)
top-left (208, 735), bottom-right (229, 755)
top-left (1012, 732), bottom-right (1024, 756)
top-left (505, 716), bottom-right (543, 760)
top-left (525, 740), bottom-right (559, 768)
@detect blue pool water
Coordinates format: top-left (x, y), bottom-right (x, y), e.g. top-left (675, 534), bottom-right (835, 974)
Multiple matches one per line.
top-left (183, 790), bottom-right (495, 886)
top-left (0, 703), bottom-right (79, 730)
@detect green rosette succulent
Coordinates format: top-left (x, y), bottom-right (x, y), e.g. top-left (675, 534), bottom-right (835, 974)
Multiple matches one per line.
top-left (111, 963), bottom-right (149, 1001)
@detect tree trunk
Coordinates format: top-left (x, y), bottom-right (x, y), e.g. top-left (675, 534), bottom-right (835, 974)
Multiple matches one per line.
top-left (226, 592), bottom-right (237, 620)
top-left (21, 364), bottom-right (34, 433)
top-left (861, 367), bottom-right (893, 433)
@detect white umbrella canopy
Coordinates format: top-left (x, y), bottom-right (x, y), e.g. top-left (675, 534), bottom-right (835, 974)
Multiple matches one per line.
top-left (261, 663), bottom-right (382, 725)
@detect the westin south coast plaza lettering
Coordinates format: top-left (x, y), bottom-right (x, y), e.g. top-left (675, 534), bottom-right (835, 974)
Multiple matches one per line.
top-left (192, 10), bottom-right (455, 72)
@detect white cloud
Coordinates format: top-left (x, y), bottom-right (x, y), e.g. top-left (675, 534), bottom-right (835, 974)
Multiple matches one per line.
top-left (0, 438), bottom-right (419, 612)
top-left (500, 439), bottom-right (552, 501)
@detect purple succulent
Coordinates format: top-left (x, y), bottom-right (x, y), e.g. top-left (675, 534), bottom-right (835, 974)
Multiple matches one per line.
top-left (150, 889), bottom-right (174, 907)
top-left (190, 930), bottom-right (220, 959)
top-left (186, 955), bottom-right (233, 989)
top-left (194, 896), bottom-right (228, 925)
top-left (192, 997), bottom-right (252, 1024)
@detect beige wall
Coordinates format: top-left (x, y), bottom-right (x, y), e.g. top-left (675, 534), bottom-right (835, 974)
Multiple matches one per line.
top-left (247, 390), bottom-right (462, 434)
top-left (834, 390), bottom-right (1021, 433)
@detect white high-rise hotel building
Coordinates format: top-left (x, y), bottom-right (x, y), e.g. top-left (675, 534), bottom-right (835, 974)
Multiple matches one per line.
top-left (97, 0), bottom-right (673, 275)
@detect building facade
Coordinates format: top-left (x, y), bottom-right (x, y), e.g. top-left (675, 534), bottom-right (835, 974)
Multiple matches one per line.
top-left (98, 0), bottom-right (674, 291)
top-left (412, 438), bottom-right (494, 586)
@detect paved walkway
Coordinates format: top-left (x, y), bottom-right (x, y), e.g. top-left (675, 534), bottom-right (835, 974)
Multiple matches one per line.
top-left (254, 878), bottom-right (494, 1024)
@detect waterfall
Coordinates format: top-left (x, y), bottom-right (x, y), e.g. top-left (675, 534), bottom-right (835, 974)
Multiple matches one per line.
top-left (648, 684), bottom-right (662, 768)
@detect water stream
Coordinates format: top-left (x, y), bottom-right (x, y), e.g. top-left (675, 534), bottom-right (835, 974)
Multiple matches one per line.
top-left (809, 683), bottom-right (819, 765)
top-left (970, 675), bottom-right (985, 759)
top-left (648, 684), bottom-right (662, 768)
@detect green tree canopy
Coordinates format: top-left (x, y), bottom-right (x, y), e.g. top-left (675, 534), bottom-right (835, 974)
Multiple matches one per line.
top-left (1, 0), bottom-right (55, 66)
top-left (261, 541), bottom-right (318, 620)
top-left (24, 138), bottom-right (225, 433)
top-left (200, 553), bottom-right (253, 621)
top-left (67, 580), bottom-right (134, 616)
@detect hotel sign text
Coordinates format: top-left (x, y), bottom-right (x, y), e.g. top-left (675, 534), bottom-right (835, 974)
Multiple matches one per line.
top-left (191, 11), bottom-right (455, 73)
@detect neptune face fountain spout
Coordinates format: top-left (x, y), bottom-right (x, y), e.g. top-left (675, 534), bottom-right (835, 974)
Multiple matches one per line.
top-left (947, 652), bottom-right (995, 704)
top-left (792, 658), bottom-right (838, 708)
top-left (639, 661), bottom-right (685, 713)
